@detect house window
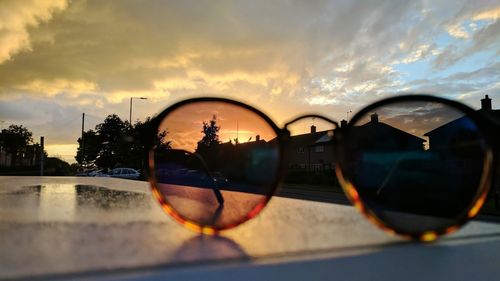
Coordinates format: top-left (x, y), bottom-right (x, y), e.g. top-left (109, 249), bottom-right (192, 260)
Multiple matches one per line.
top-left (311, 163), bottom-right (322, 171)
top-left (297, 147), bottom-right (305, 153)
top-left (314, 145), bottom-right (324, 153)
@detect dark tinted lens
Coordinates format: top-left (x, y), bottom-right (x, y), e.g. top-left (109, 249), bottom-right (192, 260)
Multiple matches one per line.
top-left (151, 101), bottom-right (280, 230)
top-left (339, 101), bottom-right (489, 234)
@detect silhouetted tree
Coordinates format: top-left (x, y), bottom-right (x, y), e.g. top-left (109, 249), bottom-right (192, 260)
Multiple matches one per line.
top-left (75, 129), bottom-right (100, 166)
top-left (156, 130), bottom-right (171, 150)
top-left (75, 115), bottom-right (171, 172)
top-left (195, 115), bottom-right (222, 169)
top-left (124, 118), bottom-right (170, 171)
top-left (94, 114), bottom-right (128, 169)
top-left (0, 124), bottom-right (33, 166)
top-left (25, 143), bottom-right (47, 166)
top-left (200, 115), bottom-right (220, 147)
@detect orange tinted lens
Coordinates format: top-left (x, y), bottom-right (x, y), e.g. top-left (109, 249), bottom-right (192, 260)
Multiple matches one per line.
top-left (151, 101), bottom-right (280, 231)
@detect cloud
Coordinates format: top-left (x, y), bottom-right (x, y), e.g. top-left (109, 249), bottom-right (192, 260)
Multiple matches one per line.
top-left (400, 62), bottom-right (500, 108)
top-left (17, 78), bottom-right (97, 97)
top-left (0, 0), bottom-right (423, 102)
top-left (446, 24), bottom-right (470, 39)
top-left (398, 44), bottom-right (437, 64)
top-left (435, 2), bottom-right (500, 68)
top-left (434, 27), bottom-right (498, 68)
top-left (0, 0), bottom-right (68, 64)
top-left (471, 6), bottom-right (500, 21)
top-left (0, 0), bottom-right (498, 163)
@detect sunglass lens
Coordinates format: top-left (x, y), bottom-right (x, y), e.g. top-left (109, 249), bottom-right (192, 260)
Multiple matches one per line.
top-left (151, 101), bottom-right (280, 231)
top-left (338, 101), bottom-right (490, 235)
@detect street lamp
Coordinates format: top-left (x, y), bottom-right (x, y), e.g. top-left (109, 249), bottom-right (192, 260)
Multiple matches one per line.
top-left (129, 97), bottom-right (148, 124)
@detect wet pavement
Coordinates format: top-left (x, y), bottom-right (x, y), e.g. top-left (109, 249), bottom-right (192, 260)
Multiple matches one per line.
top-left (1, 177), bottom-right (500, 280)
top-left (0, 184), bottom-right (154, 223)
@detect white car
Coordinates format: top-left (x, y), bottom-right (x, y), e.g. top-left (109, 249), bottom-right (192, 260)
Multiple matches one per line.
top-left (109, 168), bottom-right (140, 180)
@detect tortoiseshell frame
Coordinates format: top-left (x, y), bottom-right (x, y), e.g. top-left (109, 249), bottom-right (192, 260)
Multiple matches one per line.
top-left (145, 95), bottom-right (498, 241)
top-left (334, 95), bottom-right (497, 241)
top-left (145, 97), bottom-right (290, 234)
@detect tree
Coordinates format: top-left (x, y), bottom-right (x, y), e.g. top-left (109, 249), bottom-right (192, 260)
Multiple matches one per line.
top-left (0, 125), bottom-right (33, 166)
top-left (74, 115), bottom-right (171, 171)
top-left (75, 129), bottom-right (100, 166)
top-left (25, 143), bottom-right (47, 166)
top-left (124, 118), bottom-right (170, 170)
top-left (195, 115), bottom-right (221, 168)
top-left (156, 129), bottom-right (171, 150)
top-left (199, 115), bottom-right (220, 147)
top-left (94, 114), bottom-right (128, 169)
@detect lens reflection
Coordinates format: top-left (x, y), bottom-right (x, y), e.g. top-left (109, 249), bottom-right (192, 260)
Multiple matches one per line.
top-left (340, 101), bottom-right (488, 233)
top-left (152, 101), bottom-right (280, 230)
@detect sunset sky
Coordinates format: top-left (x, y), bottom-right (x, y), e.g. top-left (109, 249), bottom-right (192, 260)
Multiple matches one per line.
top-left (0, 0), bottom-right (498, 163)
top-left (159, 101), bottom-right (278, 152)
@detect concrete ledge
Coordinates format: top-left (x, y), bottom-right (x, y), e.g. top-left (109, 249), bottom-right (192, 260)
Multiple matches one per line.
top-left (1, 177), bottom-right (500, 280)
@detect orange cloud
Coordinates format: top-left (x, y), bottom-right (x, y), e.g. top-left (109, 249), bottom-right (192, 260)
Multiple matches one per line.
top-left (0, 0), bottom-right (68, 64)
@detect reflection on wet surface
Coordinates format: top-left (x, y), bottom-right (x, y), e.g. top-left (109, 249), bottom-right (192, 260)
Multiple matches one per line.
top-left (75, 185), bottom-right (149, 209)
top-left (173, 235), bottom-right (249, 262)
top-left (1, 177), bottom-right (500, 280)
top-left (0, 184), bottom-right (160, 223)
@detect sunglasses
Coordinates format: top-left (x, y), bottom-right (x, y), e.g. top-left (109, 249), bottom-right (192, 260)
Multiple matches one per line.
top-left (143, 94), bottom-right (499, 241)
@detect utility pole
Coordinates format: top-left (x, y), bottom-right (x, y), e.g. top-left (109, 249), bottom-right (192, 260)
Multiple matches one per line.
top-left (40, 136), bottom-right (44, 176)
top-left (81, 113), bottom-right (85, 166)
top-left (129, 98), bottom-right (133, 123)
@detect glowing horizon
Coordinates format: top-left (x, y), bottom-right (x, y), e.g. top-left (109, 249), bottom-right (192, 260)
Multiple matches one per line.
top-left (159, 101), bottom-right (278, 152)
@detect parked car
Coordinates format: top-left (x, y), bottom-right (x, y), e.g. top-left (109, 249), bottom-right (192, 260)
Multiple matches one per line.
top-left (75, 170), bottom-right (89, 177)
top-left (89, 169), bottom-right (109, 177)
top-left (211, 172), bottom-right (229, 183)
top-left (109, 168), bottom-right (140, 180)
top-left (75, 168), bottom-right (94, 177)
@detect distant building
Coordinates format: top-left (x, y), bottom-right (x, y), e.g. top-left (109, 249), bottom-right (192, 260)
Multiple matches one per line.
top-left (286, 125), bottom-right (334, 172)
top-left (0, 148), bottom-right (11, 166)
top-left (285, 115), bottom-right (425, 173)
top-left (0, 143), bottom-right (42, 167)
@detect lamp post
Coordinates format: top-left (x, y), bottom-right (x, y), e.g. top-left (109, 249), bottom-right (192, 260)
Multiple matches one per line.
top-left (129, 97), bottom-right (148, 124)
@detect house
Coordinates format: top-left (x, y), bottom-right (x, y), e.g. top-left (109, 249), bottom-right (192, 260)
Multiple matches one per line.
top-left (425, 95), bottom-right (500, 150)
top-left (423, 95), bottom-right (500, 211)
top-left (0, 143), bottom-right (43, 167)
top-left (348, 113), bottom-right (425, 152)
top-left (286, 125), bottom-right (335, 172)
top-left (286, 114), bottom-right (426, 172)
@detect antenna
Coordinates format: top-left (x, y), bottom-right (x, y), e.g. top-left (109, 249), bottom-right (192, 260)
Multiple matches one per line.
top-left (347, 110), bottom-right (352, 121)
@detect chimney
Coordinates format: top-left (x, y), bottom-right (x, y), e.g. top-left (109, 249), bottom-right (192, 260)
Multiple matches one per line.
top-left (256, 135), bottom-right (260, 141)
top-left (370, 113), bottom-right (379, 123)
top-left (481, 95), bottom-right (492, 110)
top-left (310, 125), bottom-right (316, 134)
top-left (340, 120), bottom-right (348, 128)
